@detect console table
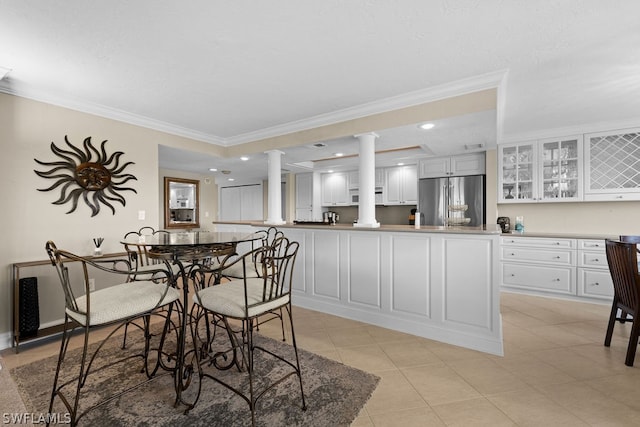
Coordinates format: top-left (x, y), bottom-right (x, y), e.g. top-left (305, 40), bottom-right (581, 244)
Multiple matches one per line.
top-left (12, 252), bottom-right (127, 352)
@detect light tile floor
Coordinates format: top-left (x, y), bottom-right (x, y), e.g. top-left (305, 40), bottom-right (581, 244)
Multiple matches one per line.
top-left (3, 292), bottom-right (640, 426)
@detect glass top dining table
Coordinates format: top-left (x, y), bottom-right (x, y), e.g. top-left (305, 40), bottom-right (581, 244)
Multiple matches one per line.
top-left (119, 230), bottom-right (263, 409)
top-left (121, 230), bottom-right (263, 260)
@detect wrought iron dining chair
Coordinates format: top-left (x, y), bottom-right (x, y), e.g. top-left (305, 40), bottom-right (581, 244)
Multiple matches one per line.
top-left (191, 236), bottom-right (306, 426)
top-left (45, 241), bottom-right (180, 426)
top-left (123, 227), bottom-right (183, 281)
top-left (604, 239), bottom-right (640, 366)
top-left (121, 227), bottom-right (182, 348)
top-left (217, 227), bottom-right (288, 340)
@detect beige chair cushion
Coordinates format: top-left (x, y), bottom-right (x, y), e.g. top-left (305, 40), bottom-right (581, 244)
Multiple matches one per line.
top-left (67, 281), bottom-right (180, 326)
top-left (221, 262), bottom-right (261, 279)
top-left (194, 278), bottom-right (289, 318)
top-left (129, 262), bottom-right (184, 281)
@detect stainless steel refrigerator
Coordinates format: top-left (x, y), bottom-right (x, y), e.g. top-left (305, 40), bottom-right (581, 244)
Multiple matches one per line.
top-left (418, 175), bottom-right (485, 226)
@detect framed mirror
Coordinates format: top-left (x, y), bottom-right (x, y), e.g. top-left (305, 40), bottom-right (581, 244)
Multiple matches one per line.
top-left (164, 177), bottom-right (200, 229)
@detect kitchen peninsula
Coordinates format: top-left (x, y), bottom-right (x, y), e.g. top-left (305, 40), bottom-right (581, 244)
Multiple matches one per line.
top-left (213, 222), bottom-right (504, 356)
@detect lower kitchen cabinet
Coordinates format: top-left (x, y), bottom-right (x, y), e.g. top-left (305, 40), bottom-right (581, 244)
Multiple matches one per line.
top-left (501, 236), bottom-right (613, 302)
top-left (577, 239), bottom-right (614, 300)
top-left (501, 236), bottom-right (576, 296)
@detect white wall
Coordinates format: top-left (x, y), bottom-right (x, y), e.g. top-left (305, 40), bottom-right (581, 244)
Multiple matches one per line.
top-left (0, 93), bottom-right (221, 339)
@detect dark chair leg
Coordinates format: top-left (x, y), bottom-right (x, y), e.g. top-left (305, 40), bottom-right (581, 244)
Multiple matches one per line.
top-left (279, 308), bottom-right (286, 342)
top-left (605, 301), bottom-right (618, 347)
top-left (47, 318), bottom-right (72, 426)
top-left (287, 305), bottom-right (306, 411)
top-left (625, 318), bottom-right (640, 366)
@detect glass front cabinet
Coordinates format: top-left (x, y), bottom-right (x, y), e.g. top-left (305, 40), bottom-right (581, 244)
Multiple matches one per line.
top-left (499, 136), bottom-right (582, 203)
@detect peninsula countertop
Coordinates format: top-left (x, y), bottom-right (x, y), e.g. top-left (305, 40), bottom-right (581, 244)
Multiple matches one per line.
top-left (211, 221), bottom-right (502, 235)
top-left (210, 221), bottom-right (621, 240)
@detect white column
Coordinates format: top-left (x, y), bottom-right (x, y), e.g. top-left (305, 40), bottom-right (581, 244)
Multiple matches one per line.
top-left (354, 132), bottom-right (380, 228)
top-left (265, 150), bottom-right (285, 225)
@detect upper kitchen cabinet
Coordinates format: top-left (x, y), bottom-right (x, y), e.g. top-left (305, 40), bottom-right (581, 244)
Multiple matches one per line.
top-left (295, 173), bottom-right (313, 220)
top-left (418, 153), bottom-right (485, 178)
top-left (498, 136), bottom-right (582, 203)
top-left (384, 165), bottom-right (417, 205)
top-left (538, 136), bottom-right (582, 202)
top-left (584, 127), bottom-right (640, 201)
top-left (321, 172), bottom-right (349, 206)
top-left (348, 168), bottom-right (385, 189)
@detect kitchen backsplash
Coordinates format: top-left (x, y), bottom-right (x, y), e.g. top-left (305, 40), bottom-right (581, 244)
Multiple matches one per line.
top-left (330, 205), bottom-right (417, 225)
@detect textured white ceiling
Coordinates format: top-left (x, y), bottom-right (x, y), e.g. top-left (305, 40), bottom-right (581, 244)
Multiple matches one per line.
top-left (1, 1), bottom-right (639, 180)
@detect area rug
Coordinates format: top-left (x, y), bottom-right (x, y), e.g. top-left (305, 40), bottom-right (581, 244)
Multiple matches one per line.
top-left (10, 325), bottom-right (379, 426)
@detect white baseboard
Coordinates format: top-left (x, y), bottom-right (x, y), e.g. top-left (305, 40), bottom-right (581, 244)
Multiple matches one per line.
top-left (0, 331), bottom-right (12, 351)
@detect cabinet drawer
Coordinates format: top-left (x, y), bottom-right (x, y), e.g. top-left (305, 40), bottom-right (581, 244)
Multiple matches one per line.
top-left (503, 263), bottom-right (574, 295)
top-left (502, 236), bottom-right (575, 249)
top-left (578, 239), bottom-right (606, 250)
top-left (578, 251), bottom-right (608, 268)
top-left (577, 269), bottom-right (614, 299)
top-left (502, 247), bottom-right (574, 265)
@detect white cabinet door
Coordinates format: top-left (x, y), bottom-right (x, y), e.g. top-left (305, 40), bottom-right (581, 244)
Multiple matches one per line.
top-left (321, 172), bottom-right (349, 206)
top-left (375, 168), bottom-right (385, 187)
top-left (499, 136), bottom-right (583, 204)
top-left (498, 142), bottom-right (538, 202)
top-left (451, 153), bottom-right (485, 176)
top-left (584, 127), bottom-right (640, 201)
top-left (419, 153), bottom-right (485, 178)
top-left (385, 165), bottom-right (417, 205)
top-left (419, 157), bottom-right (450, 178)
top-left (538, 136), bottom-right (582, 202)
top-left (348, 171), bottom-right (359, 189)
top-left (295, 173), bottom-right (313, 212)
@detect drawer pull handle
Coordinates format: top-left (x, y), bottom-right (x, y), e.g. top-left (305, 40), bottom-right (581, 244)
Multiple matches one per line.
top-left (554, 256), bottom-right (561, 259)
top-left (555, 242), bottom-right (561, 245)
top-left (510, 273), bottom-right (515, 277)
top-left (510, 253), bottom-right (515, 256)
top-left (592, 282), bottom-right (600, 286)
top-left (553, 278), bottom-right (561, 281)
top-left (593, 258), bottom-right (599, 262)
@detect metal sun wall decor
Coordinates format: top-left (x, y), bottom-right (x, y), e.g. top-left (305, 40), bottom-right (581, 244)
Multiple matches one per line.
top-left (34, 135), bottom-right (137, 216)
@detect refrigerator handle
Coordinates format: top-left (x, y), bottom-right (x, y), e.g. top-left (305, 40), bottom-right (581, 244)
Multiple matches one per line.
top-left (443, 183), bottom-right (448, 226)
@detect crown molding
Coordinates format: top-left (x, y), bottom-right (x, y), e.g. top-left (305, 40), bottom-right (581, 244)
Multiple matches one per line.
top-left (0, 80), bottom-right (227, 145)
top-left (0, 69), bottom-right (506, 147)
top-left (500, 116), bottom-right (640, 144)
top-left (225, 69), bottom-right (507, 146)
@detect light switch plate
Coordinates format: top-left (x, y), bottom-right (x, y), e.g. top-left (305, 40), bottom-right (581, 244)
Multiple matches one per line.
top-left (138, 210), bottom-right (145, 220)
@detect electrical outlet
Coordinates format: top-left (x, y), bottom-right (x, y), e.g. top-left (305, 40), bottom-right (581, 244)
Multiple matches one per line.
top-left (88, 278), bottom-right (95, 292)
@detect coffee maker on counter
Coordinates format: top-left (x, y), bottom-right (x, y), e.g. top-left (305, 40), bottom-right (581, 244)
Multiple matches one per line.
top-left (497, 216), bottom-right (510, 233)
top-left (323, 211), bottom-right (339, 225)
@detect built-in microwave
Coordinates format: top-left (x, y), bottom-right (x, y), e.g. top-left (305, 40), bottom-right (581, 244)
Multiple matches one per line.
top-left (350, 188), bottom-right (384, 205)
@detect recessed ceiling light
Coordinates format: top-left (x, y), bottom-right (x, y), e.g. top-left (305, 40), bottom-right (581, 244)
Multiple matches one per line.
top-left (334, 152), bottom-right (344, 157)
top-left (419, 123), bottom-right (435, 130)
top-left (228, 178), bottom-right (235, 181)
top-left (327, 170), bottom-right (334, 173)
top-left (397, 162), bottom-right (405, 166)
top-left (240, 156), bottom-right (249, 161)
top-left (209, 168), bottom-right (218, 172)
